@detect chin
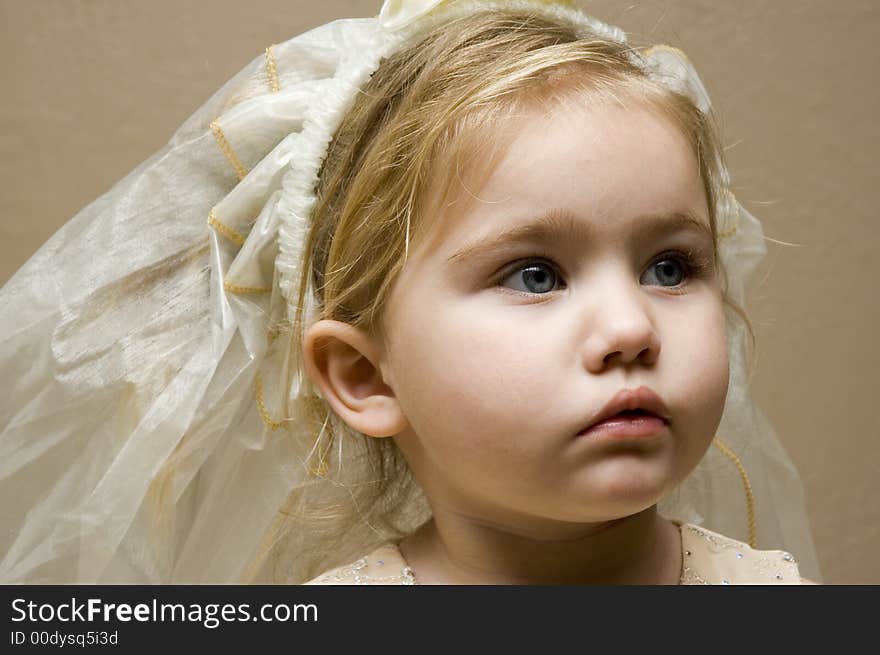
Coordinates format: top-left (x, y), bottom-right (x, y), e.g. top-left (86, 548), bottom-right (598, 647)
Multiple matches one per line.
top-left (567, 462), bottom-right (674, 518)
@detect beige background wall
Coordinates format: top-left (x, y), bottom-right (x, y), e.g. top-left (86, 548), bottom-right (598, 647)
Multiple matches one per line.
top-left (1, 1), bottom-right (877, 583)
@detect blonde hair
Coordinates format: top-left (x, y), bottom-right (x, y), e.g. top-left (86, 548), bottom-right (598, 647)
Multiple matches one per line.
top-left (280, 8), bottom-right (753, 580)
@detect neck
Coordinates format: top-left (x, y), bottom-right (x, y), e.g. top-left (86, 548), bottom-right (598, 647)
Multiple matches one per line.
top-left (398, 505), bottom-right (682, 585)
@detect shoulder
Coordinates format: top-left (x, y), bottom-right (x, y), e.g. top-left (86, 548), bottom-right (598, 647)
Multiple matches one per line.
top-left (303, 543), bottom-right (417, 585)
top-left (679, 522), bottom-right (812, 585)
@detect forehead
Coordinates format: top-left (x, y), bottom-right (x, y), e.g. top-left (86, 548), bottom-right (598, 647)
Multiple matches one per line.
top-left (412, 98), bottom-right (708, 260)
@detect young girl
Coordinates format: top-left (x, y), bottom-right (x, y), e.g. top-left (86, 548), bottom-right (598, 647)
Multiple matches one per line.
top-left (0, 0), bottom-right (819, 584)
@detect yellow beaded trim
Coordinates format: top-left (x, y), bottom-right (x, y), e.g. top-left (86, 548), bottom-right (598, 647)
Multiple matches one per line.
top-left (254, 368), bottom-right (330, 477)
top-left (717, 190), bottom-right (741, 240)
top-left (265, 45), bottom-right (281, 93)
top-left (712, 436), bottom-right (757, 548)
top-left (207, 209), bottom-right (246, 246)
top-left (210, 119), bottom-right (248, 181)
top-left (254, 372), bottom-right (286, 430)
top-left (717, 220), bottom-right (738, 241)
top-left (208, 212), bottom-right (269, 296)
top-left (223, 280), bottom-right (271, 295)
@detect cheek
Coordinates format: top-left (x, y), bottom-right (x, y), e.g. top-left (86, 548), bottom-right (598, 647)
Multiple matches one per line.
top-left (706, 303), bottom-right (731, 404)
top-left (671, 299), bottom-right (730, 438)
top-left (388, 298), bottom-right (558, 440)
top-left (693, 304), bottom-right (729, 384)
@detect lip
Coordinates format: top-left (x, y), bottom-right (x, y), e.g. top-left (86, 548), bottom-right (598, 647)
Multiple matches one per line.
top-left (577, 386), bottom-right (671, 437)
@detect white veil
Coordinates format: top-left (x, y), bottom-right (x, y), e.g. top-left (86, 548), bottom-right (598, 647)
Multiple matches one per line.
top-left (0, 0), bottom-right (820, 583)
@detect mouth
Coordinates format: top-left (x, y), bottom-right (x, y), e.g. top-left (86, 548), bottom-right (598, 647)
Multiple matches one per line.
top-left (577, 411), bottom-right (668, 440)
top-left (608, 409), bottom-right (660, 418)
top-left (576, 387), bottom-right (671, 437)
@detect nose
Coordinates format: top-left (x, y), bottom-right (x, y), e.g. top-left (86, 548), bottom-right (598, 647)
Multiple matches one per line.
top-left (580, 278), bottom-right (661, 373)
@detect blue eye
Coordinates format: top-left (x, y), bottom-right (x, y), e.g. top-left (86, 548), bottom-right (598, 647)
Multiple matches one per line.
top-left (641, 254), bottom-right (694, 288)
top-left (496, 250), bottom-right (709, 296)
top-left (499, 261), bottom-right (563, 294)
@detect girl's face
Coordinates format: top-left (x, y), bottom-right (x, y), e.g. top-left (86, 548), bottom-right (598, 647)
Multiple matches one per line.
top-left (379, 99), bottom-right (729, 534)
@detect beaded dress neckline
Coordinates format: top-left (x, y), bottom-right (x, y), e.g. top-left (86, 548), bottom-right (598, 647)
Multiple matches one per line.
top-left (304, 520), bottom-right (804, 585)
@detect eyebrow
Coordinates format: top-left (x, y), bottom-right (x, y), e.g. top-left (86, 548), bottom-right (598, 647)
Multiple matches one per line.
top-left (446, 208), bottom-right (713, 263)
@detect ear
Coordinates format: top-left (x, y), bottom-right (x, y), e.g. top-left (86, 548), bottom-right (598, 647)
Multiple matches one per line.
top-left (302, 320), bottom-right (408, 438)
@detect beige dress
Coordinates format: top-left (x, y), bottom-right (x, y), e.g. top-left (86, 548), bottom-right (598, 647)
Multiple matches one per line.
top-left (304, 521), bottom-right (809, 585)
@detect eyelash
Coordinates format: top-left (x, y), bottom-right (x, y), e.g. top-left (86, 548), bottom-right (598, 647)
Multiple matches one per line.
top-left (494, 249), bottom-right (713, 296)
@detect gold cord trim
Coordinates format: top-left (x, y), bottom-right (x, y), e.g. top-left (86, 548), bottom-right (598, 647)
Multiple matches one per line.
top-left (254, 372), bottom-right (287, 430)
top-left (210, 119), bottom-right (248, 181)
top-left (712, 436), bottom-right (757, 548)
top-left (223, 280), bottom-right (271, 295)
top-left (209, 215), bottom-right (269, 295)
top-left (207, 209), bottom-right (246, 246)
top-left (255, 365), bottom-right (330, 475)
top-left (265, 45), bottom-right (281, 93)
